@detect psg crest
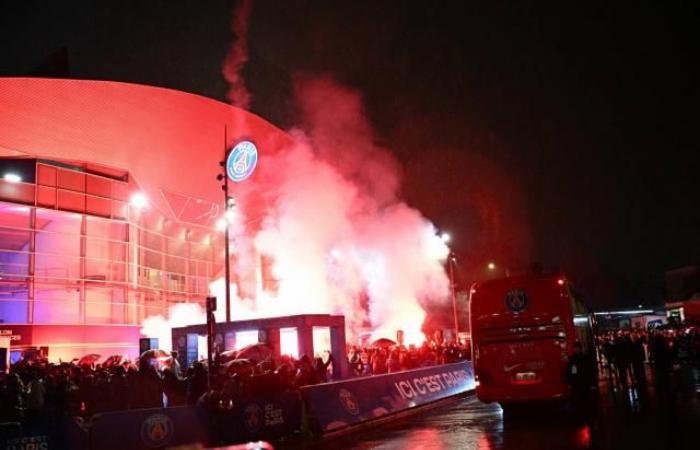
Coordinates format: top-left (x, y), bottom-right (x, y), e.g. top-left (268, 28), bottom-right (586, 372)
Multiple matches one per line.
top-left (504, 288), bottom-right (528, 312)
top-left (140, 413), bottom-right (173, 448)
top-left (338, 388), bottom-right (360, 416)
top-left (226, 140), bottom-right (258, 183)
top-left (244, 403), bottom-right (263, 433)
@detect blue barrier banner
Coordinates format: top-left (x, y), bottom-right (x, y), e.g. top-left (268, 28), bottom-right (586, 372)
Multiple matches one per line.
top-left (2, 418), bottom-right (88, 450)
top-left (217, 391), bottom-right (303, 443)
top-left (301, 361), bottom-right (475, 432)
top-left (89, 407), bottom-right (209, 450)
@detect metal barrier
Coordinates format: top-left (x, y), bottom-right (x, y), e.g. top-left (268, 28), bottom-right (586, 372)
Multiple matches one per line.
top-left (1, 363), bottom-right (473, 448)
top-left (301, 361), bottom-right (475, 433)
top-left (89, 406), bottom-right (209, 450)
top-left (1, 418), bottom-right (88, 450)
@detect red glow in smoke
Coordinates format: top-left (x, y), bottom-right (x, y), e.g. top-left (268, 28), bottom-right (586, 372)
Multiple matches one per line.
top-left (223, 0), bottom-right (253, 109)
top-left (213, 76), bottom-right (451, 342)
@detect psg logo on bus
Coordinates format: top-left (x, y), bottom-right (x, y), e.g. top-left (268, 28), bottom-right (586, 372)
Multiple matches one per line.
top-left (505, 288), bottom-right (528, 312)
top-left (226, 140), bottom-right (258, 183)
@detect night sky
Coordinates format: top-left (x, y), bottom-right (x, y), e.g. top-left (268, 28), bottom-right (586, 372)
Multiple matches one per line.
top-left (1, 1), bottom-right (698, 309)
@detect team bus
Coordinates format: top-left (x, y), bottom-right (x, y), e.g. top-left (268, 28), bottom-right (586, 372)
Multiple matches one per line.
top-left (469, 272), bottom-right (595, 406)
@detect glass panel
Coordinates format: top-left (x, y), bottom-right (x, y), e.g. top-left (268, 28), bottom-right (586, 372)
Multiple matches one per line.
top-left (166, 255), bottom-right (186, 274)
top-left (33, 282), bottom-right (80, 324)
top-left (85, 239), bottom-right (128, 282)
top-left (0, 280), bottom-right (28, 323)
top-left (0, 250), bottom-right (29, 278)
top-left (35, 209), bottom-right (81, 257)
top-left (235, 330), bottom-right (259, 350)
top-left (313, 327), bottom-right (331, 358)
top-left (86, 216), bottom-right (127, 241)
top-left (35, 254), bottom-right (81, 281)
top-left (141, 229), bottom-right (163, 252)
top-left (141, 248), bottom-right (162, 271)
top-left (85, 285), bottom-right (125, 324)
top-left (0, 203), bottom-right (31, 281)
top-left (280, 327), bottom-right (299, 358)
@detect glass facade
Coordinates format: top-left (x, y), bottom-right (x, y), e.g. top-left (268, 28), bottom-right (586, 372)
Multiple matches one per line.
top-left (0, 159), bottom-right (224, 327)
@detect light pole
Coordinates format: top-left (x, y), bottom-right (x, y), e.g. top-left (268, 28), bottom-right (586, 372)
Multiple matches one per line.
top-left (217, 129), bottom-right (233, 324)
top-left (440, 233), bottom-right (459, 340)
top-left (449, 252), bottom-right (458, 339)
top-left (216, 130), bottom-right (258, 324)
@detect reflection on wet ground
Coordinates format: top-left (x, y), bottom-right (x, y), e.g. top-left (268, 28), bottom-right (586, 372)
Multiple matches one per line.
top-left (338, 366), bottom-right (700, 449)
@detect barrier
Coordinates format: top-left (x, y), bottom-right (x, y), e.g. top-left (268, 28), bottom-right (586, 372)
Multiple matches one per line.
top-left (301, 361), bottom-right (475, 433)
top-left (89, 407), bottom-right (209, 450)
top-left (1, 418), bottom-right (89, 450)
top-left (2, 363), bottom-right (472, 448)
top-left (216, 392), bottom-right (303, 443)
top-left (88, 394), bottom-right (303, 450)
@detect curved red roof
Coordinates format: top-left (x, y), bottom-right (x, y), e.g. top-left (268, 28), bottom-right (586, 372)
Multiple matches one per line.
top-left (0, 78), bottom-right (292, 218)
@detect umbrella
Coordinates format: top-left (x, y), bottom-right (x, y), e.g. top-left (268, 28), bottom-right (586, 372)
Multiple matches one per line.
top-left (77, 354), bottom-right (101, 366)
top-left (235, 343), bottom-right (273, 362)
top-left (221, 358), bottom-right (254, 375)
top-left (101, 354), bottom-right (124, 368)
top-left (219, 349), bottom-right (238, 364)
top-left (139, 349), bottom-right (171, 366)
top-left (370, 338), bottom-right (396, 349)
top-left (139, 349), bottom-right (172, 371)
top-left (140, 349), bottom-right (170, 360)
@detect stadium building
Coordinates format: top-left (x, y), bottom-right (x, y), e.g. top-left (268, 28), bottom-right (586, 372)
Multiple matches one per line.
top-left (0, 78), bottom-right (291, 362)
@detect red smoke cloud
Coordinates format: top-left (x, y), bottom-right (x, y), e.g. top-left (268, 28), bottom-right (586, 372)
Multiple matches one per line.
top-left (222, 0), bottom-right (252, 109)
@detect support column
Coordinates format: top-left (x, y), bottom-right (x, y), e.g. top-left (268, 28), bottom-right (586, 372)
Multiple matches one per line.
top-left (122, 222), bottom-right (129, 323)
top-left (261, 327), bottom-right (281, 359)
top-left (79, 214), bottom-right (86, 324)
top-left (297, 325), bottom-right (314, 361)
top-left (330, 324), bottom-right (349, 380)
top-left (26, 207), bottom-right (36, 324)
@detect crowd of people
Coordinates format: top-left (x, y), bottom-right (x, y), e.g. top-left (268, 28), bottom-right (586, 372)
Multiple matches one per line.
top-left (595, 326), bottom-right (700, 390)
top-left (0, 339), bottom-right (470, 423)
top-left (4, 326), bottom-right (696, 424)
top-left (347, 341), bottom-right (470, 376)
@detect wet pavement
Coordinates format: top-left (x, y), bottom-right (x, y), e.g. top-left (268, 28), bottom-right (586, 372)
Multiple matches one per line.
top-left (333, 365), bottom-right (700, 449)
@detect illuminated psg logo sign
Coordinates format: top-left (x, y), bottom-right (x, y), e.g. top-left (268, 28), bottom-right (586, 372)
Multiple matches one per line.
top-left (226, 140), bottom-right (258, 183)
top-left (505, 288), bottom-right (528, 313)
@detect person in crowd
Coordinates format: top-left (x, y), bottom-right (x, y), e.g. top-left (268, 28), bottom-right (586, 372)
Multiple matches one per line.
top-left (631, 332), bottom-right (647, 385)
top-left (187, 362), bottom-right (208, 406)
top-left (25, 370), bottom-right (46, 421)
top-left (615, 333), bottom-right (634, 388)
top-left (567, 342), bottom-right (594, 413)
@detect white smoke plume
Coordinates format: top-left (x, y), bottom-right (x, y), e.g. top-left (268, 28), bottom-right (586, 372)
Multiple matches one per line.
top-left (140, 303), bottom-right (205, 353)
top-left (143, 30), bottom-right (452, 349)
top-left (214, 76), bottom-right (452, 344)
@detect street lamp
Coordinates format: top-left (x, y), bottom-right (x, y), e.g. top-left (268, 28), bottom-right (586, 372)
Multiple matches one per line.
top-left (448, 251), bottom-right (458, 340)
top-left (439, 232), bottom-right (459, 340)
top-left (217, 136), bottom-right (233, 324)
top-left (487, 262), bottom-right (496, 271)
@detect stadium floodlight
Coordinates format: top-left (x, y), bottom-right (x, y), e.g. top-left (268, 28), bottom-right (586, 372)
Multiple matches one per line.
top-left (129, 192), bottom-right (149, 209)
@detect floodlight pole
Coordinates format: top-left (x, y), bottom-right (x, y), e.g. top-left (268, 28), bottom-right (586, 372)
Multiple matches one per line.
top-left (449, 252), bottom-right (459, 339)
top-left (223, 126), bottom-right (232, 323)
